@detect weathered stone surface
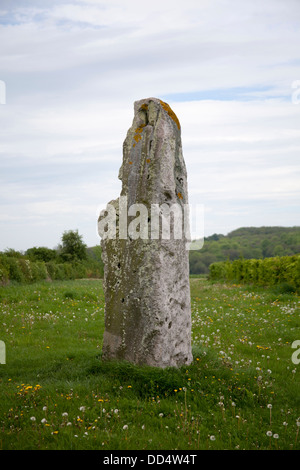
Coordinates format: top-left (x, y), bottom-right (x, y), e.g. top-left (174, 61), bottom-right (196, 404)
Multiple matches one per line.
top-left (98, 97), bottom-right (192, 368)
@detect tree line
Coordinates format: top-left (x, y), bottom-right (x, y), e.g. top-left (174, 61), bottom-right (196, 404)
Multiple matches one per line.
top-left (0, 226), bottom-right (299, 284)
top-left (189, 226), bottom-right (300, 274)
top-left (0, 230), bottom-right (103, 284)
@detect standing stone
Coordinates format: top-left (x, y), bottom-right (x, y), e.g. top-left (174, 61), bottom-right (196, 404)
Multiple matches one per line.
top-left (98, 97), bottom-right (192, 368)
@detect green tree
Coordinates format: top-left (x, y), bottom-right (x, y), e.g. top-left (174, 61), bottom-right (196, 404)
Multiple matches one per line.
top-left (261, 239), bottom-right (273, 258)
top-left (59, 230), bottom-right (87, 262)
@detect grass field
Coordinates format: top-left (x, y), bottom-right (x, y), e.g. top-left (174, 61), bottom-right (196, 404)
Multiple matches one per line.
top-left (0, 278), bottom-right (299, 450)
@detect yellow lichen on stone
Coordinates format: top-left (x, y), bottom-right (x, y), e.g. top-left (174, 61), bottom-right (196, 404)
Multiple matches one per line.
top-left (133, 124), bottom-right (145, 144)
top-left (159, 100), bottom-right (180, 130)
top-left (134, 134), bottom-right (142, 143)
top-left (140, 103), bottom-right (148, 110)
top-left (177, 192), bottom-right (183, 199)
top-left (135, 125), bottom-right (145, 133)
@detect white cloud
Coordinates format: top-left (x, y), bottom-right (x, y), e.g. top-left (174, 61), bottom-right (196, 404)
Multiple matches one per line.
top-left (0, 0), bottom-right (299, 250)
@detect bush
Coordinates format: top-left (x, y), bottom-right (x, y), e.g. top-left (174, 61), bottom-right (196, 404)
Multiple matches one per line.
top-left (71, 262), bottom-right (88, 279)
top-left (0, 260), bottom-right (9, 285)
top-left (45, 261), bottom-right (57, 280)
top-left (45, 262), bottom-right (68, 280)
top-left (209, 255), bottom-right (300, 289)
top-left (31, 261), bottom-right (49, 282)
top-left (18, 259), bottom-right (33, 283)
top-left (0, 250), bottom-right (102, 284)
top-left (62, 263), bottom-right (74, 280)
top-left (26, 247), bottom-right (57, 263)
top-left (4, 257), bottom-right (25, 283)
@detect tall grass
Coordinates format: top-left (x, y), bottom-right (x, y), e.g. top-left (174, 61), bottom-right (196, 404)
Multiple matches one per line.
top-left (0, 279), bottom-right (299, 450)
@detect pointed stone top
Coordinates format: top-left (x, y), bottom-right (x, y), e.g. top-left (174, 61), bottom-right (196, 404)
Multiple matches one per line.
top-left (133, 97), bottom-right (181, 130)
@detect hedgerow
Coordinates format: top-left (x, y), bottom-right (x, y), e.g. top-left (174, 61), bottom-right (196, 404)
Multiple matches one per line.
top-left (209, 255), bottom-right (300, 290)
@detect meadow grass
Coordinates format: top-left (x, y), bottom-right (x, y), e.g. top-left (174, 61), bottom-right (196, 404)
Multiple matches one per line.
top-left (0, 278), bottom-right (299, 450)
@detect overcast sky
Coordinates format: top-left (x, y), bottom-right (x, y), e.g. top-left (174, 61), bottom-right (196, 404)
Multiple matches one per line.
top-left (0, 0), bottom-right (299, 251)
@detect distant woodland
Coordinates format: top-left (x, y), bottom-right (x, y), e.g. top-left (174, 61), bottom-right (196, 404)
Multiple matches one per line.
top-left (189, 226), bottom-right (300, 274)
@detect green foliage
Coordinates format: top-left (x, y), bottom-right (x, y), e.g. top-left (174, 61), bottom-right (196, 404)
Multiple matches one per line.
top-left (26, 246), bottom-right (57, 263)
top-left (18, 259), bottom-right (34, 282)
top-left (0, 264), bottom-right (9, 285)
top-left (3, 248), bottom-right (24, 258)
top-left (0, 229), bottom-right (104, 284)
top-left (0, 256), bottom-right (50, 284)
top-left (45, 261), bottom-right (58, 280)
top-left (209, 254), bottom-right (300, 290)
top-left (0, 255), bottom-right (11, 284)
top-left (59, 230), bottom-right (87, 262)
top-left (189, 226), bottom-right (300, 274)
top-left (45, 262), bottom-right (78, 281)
top-left (2, 257), bottom-right (25, 283)
top-left (31, 261), bottom-right (49, 282)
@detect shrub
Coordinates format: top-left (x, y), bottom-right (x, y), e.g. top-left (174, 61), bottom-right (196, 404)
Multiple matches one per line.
top-left (45, 261), bottom-right (57, 280)
top-left (0, 261), bottom-right (9, 285)
top-left (4, 257), bottom-right (25, 283)
top-left (31, 261), bottom-right (49, 282)
top-left (26, 246), bottom-right (57, 263)
top-left (18, 259), bottom-right (33, 283)
top-left (209, 255), bottom-right (300, 290)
